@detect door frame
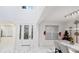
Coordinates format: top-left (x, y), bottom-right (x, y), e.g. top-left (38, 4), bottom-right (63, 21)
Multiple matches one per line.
top-left (18, 24), bottom-right (34, 46)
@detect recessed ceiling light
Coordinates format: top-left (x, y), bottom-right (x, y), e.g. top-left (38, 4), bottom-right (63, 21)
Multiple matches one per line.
top-left (22, 6), bottom-right (27, 9)
top-left (21, 6), bottom-right (33, 12)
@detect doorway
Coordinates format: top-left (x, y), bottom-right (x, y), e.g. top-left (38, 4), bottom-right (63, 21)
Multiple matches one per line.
top-left (45, 25), bottom-right (58, 40)
top-left (0, 22), bottom-right (16, 53)
top-left (39, 25), bottom-right (59, 48)
top-left (15, 24), bottom-right (34, 52)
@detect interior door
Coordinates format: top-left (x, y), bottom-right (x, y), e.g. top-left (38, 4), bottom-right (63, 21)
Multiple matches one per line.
top-left (45, 25), bottom-right (58, 40)
top-left (40, 25), bottom-right (58, 47)
top-left (22, 25), bottom-right (33, 45)
top-left (16, 24), bottom-right (33, 52)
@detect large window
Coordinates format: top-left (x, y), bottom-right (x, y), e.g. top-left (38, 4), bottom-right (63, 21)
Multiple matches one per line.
top-left (45, 25), bottom-right (58, 40)
top-left (0, 24), bottom-right (14, 37)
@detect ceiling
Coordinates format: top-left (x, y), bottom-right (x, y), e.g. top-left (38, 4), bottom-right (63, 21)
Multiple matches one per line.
top-left (0, 6), bottom-right (45, 24)
top-left (0, 6), bottom-right (79, 24)
top-left (39, 6), bottom-right (79, 23)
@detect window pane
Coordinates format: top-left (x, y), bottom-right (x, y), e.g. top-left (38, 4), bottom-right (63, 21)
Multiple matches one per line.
top-left (1, 25), bottom-right (13, 37)
top-left (31, 25), bottom-right (33, 39)
top-left (45, 25), bottom-right (58, 40)
top-left (19, 25), bottom-right (22, 39)
top-left (24, 25), bottom-right (29, 39)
